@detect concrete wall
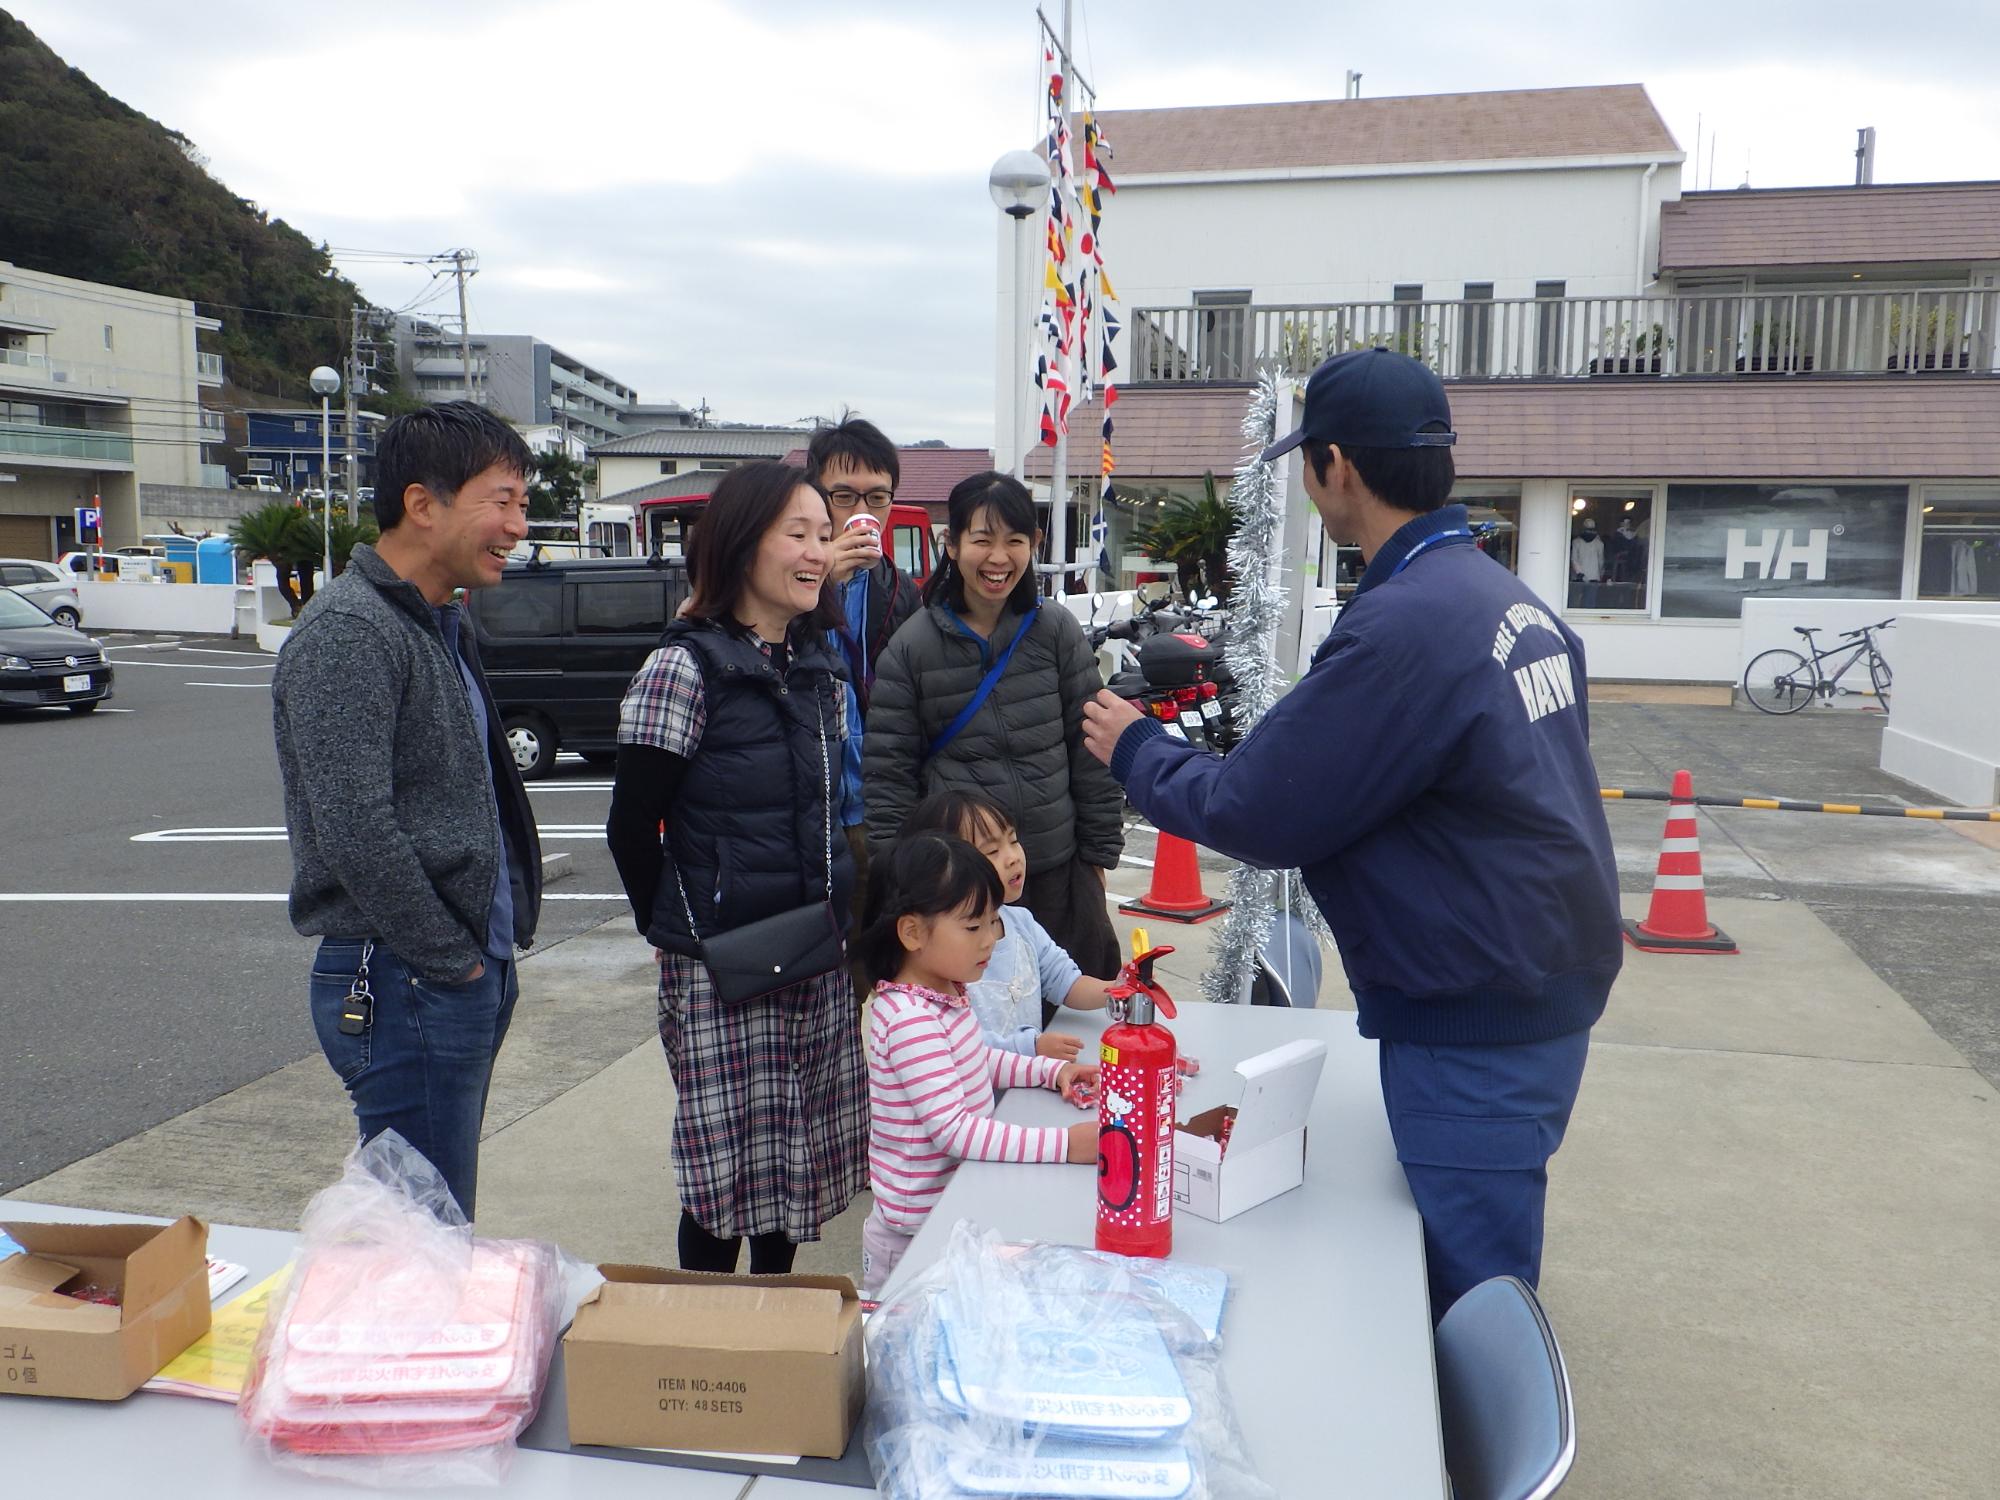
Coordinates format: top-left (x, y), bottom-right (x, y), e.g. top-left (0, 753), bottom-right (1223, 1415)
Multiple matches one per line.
top-left (138, 482), bottom-right (265, 535)
top-left (1738, 597), bottom-right (2000, 709)
top-left (75, 578), bottom-right (242, 634)
top-left (1879, 613), bottom-right (2000, 804)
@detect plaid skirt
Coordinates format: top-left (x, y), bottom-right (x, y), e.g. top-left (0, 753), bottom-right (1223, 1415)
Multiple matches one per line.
top-left (658, 953), bottom-right (869, 1242)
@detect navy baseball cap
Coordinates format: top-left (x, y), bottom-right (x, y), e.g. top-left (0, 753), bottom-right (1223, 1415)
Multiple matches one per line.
top-left (1260, 347), bottom-right (1457, 463)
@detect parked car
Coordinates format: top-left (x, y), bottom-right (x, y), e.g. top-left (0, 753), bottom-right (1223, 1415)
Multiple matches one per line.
top-left (464, 555), bottom-right (690, 779)
top-left (0, 558), bottom-right (83, 627)
top-left (0, 586), bottom-right (114, 713)
top-left (238, 475), bottom-right (284, 494)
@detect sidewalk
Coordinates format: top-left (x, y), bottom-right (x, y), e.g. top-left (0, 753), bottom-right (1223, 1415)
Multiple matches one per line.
top-left (18, 877), bottom-right (2000, 1494)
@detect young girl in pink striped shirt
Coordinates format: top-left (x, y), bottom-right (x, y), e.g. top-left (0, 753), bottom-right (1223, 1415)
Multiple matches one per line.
top-left (856, 833), bottom-right (1099, 1297)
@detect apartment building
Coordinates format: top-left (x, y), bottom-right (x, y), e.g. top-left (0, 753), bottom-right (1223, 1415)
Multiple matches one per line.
top-left (393, 317), bottom-right (637, 450)
top-left (0, 261), bottom-right (226, 557)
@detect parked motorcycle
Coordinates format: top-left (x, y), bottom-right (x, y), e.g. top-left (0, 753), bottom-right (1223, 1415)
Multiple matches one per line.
top-left (1089, 594), bottom-right (1242, 751)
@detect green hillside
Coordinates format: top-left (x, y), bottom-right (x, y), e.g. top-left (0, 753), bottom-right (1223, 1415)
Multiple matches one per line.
top-left (0, 9), bottom-right (362, 398)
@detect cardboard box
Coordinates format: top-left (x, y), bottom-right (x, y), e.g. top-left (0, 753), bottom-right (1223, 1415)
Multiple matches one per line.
top-left (0, 1216), bottom-right (211, 1399)
top-left (564, 1264), bottom-right (864, 1458)
top-left (1173, 1038), bottom-right (1328, 1222)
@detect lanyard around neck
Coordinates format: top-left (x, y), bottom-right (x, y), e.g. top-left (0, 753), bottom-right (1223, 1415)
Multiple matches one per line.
top-left (1390, 528), bottom-right (1472, 578)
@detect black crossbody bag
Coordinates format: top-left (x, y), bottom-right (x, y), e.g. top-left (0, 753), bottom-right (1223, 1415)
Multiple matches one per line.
top-left (674, 689), bottom-right (843, 1005)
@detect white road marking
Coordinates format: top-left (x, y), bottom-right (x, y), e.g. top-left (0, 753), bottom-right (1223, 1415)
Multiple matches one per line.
top-left (0, 892), bottom-right (290, 902)
top-left (102, 641), bottom-right (188, 652)
top-left (111, 658), bottom-right (271, 670)
top-left (527, 781), bottom-right (613, 792)
top-left (0, 891), bottom-right (626, 903)
top-left (133, 823), bottom-right (609, 843)
top-left (134, 827), bottom-right (288, 842)
top-left (185, 681), bottom-right (272, 688)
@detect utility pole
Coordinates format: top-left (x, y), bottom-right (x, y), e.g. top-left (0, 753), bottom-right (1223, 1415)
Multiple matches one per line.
top-left (344, 304), bottom-right (363, 523)
top-left (449, 248), bottom-right (478, 401)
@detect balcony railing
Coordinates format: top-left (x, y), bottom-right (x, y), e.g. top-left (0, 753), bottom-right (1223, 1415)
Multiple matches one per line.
top-left (0, 421), bottom-right (134, 463)
top-left (1129, 287), bottom-right (2000, 384)
top-left (198, 409), bottom-right (226, 438)
top-left (196, 351), bottom-right (225, 383)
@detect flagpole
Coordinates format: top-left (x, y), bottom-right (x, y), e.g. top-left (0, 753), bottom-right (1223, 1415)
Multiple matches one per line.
top-left (1045, 0), bottom-right (1073, 597)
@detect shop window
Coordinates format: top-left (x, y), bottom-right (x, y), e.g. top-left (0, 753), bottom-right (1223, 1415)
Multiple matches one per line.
top-left (1917, 487), bottom-right (2000, 600)
top-left (1567, 492), bottom-right (1652, 611)
top-left (1456, 487), bottom-right (1521, 574)
top-left (1660, 484), bottom-right (1905, 618)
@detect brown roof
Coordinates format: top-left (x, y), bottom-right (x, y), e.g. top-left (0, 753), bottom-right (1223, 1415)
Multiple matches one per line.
top-left (781, 445), bottom-right (994, 507)
top-left (1095, 85), bottom-right (1678, 177)
top-left (1023, 388), bottom-right (1257, 480)
top-left (1452, 380), bottom-right (2000, 479)
top-left (1036, 381), bottom-right (2000, 481)
top-left (1658, 183), bottom-right (2000, 271)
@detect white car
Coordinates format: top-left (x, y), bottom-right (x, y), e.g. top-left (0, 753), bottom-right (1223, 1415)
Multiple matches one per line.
top-left (0, 558), bottom-right (83, 627)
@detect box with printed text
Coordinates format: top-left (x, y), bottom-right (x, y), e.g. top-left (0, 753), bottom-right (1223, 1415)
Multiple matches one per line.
top-left (563, 1263), bottom-right (865, 1458)
top-left (0, 1216), bottom-right (211, 1400)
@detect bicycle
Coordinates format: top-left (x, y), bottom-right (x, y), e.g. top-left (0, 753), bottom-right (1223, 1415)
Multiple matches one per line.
top-left (1742, 618), bottom-right (1894, 716)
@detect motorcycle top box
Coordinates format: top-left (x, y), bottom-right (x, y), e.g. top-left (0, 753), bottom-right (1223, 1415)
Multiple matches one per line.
top-left (1135, 632), bottom-right (1223, 688)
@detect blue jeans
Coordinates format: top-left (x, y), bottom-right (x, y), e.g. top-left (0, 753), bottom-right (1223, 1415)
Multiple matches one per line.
top-left (309, 938), bottom-right (518, 1221)
top-left (1377, 1030), bottom-right (1591, 1321)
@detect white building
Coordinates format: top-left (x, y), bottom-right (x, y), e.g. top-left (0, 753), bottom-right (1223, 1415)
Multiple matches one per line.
top-left (998, 85), bottom-right (1682, 472)
top-left (1010, 86), bottom-right (2000, 683)
top-left (591, 426), bottom-right (807, 505)
top-left (0, 261), bottom-right (226, 557)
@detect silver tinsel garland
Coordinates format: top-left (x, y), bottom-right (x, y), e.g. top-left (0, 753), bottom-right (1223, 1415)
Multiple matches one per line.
top-left (1201, 371), bottom-right (1322, 1004)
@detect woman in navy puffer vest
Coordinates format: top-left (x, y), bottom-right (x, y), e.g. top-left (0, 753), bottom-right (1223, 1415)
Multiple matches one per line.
top-left (607, 462), bottom-right (866, 1276)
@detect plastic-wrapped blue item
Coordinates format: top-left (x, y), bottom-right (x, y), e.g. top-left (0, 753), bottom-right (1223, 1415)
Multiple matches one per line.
top-left (865, 1224), bottom-right (1274, 1500)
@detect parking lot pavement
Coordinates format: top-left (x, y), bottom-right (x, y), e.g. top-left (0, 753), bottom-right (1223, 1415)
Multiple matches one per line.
top-left (1588, 701), bottom-right (2000, 1087)
top-left (0, 632), bottom-right (631, 1191)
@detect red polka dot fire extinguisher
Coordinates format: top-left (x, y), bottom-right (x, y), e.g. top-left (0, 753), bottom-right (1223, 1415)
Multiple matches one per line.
top-left (1096, 930), bottom-right (1180, 1260)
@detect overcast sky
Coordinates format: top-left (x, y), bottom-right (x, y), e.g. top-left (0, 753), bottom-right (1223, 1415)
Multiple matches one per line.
top-left (14, 0), bottom-right (1998, 445)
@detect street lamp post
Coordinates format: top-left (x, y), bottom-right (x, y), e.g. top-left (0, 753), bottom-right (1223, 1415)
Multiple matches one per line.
top-left (309, 366), bottom-right (341, 585)
top-left (989, 149), bottom-right (1051, 480)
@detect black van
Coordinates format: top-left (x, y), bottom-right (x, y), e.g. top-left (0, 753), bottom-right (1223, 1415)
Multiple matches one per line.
top-left (466, 555), bottom-right (690, 779)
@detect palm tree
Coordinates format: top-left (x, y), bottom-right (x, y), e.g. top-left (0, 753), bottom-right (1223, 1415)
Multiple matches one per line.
top-left (230, 501), bottom-right (312, 614)
top-left (1133, 472), bottom-right (1235, 601)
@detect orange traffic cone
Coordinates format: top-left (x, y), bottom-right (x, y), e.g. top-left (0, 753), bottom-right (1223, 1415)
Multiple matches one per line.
top-left (1623, 769), bottom-right (1737, 954)
top-left (1120, 832), bottom-right (1231, 924)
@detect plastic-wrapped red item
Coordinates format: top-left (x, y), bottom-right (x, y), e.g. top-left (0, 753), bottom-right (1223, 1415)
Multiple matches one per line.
top-left (239, 1132), bottom-right (581, 1487)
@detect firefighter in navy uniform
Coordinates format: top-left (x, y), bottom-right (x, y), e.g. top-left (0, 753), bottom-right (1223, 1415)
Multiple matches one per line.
top-left (1082, 349), bottom-right (1622, 1320)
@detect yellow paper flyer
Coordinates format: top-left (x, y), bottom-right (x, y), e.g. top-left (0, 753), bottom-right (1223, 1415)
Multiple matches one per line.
top-left (145, 1267), bottom-right (289, 1402)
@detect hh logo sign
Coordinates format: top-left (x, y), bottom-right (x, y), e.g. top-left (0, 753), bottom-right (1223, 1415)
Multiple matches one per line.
top-left (1725, 527), bottom-right (1829, 582)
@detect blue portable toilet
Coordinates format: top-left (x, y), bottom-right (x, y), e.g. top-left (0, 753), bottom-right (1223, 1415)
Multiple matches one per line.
top-left (195, 535), bottom-right (237, 585)
top-left (163, 536), bottom-right (199, 574)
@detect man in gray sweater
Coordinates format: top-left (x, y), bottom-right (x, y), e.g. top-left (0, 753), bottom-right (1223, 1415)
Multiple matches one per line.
top-left (272, 402), bottom-right (542, 1219)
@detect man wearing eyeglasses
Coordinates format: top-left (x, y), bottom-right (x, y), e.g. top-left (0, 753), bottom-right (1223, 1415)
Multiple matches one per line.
top-left (806, 415), bottom-right (923, 942)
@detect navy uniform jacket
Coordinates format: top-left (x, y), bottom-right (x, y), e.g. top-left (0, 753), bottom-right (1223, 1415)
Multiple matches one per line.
top-left (1110, 505), bottom-right (1621, 1045)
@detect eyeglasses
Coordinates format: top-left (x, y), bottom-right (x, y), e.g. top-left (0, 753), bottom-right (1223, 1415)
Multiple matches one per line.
top-left (825, 487), bottom-right (895, 513)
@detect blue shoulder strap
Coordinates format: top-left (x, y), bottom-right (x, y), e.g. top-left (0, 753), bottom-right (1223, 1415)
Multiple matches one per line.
top-left (924, 606), bottom-right (1038, 764)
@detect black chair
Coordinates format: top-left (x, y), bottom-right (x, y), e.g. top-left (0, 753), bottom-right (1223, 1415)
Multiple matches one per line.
top-left (1434, 1275), bottom-right (1576, 1500)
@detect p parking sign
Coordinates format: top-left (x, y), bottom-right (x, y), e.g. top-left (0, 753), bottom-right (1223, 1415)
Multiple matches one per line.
top-left (75, 505), bottom-right (101, 541)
